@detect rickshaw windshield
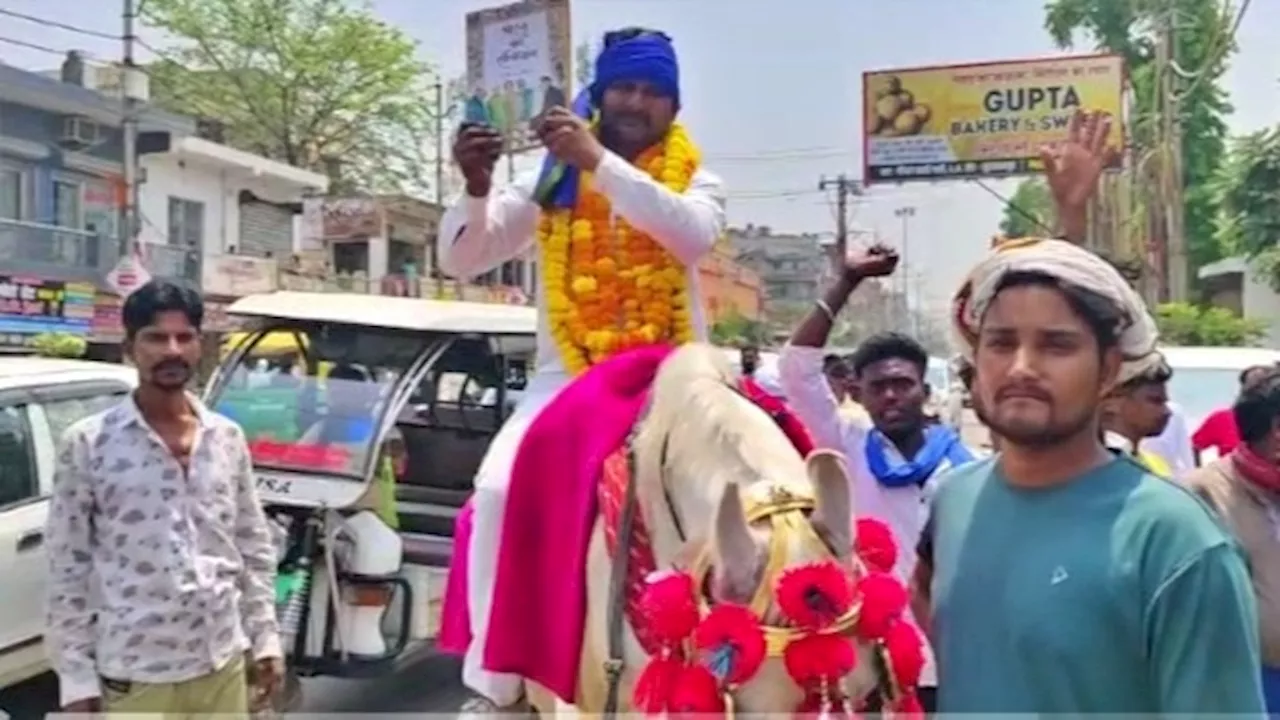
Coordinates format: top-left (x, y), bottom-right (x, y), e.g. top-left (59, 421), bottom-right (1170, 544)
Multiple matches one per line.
top-left (208, 324), bottom-right (428, 479)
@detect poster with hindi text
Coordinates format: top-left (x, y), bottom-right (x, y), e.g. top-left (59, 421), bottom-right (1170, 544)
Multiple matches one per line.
top-left (465, 0), bottom-right (572, 154)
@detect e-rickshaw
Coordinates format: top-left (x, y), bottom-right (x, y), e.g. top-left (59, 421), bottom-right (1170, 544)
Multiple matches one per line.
top-left (203, 291), bottom-right (536, 708)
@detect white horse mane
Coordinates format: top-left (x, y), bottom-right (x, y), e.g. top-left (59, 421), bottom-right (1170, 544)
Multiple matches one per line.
top-left (632, 344), bottom-right (808, 552)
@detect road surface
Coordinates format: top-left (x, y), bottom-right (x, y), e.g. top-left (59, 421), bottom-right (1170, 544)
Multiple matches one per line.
top-left (0, 654), bottom-right (470, 717)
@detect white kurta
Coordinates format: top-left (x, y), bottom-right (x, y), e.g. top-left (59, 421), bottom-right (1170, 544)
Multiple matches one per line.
top-left (778, 344), bottom-right (974, 690)
top-left (437, 150), bottom-right (726, 705)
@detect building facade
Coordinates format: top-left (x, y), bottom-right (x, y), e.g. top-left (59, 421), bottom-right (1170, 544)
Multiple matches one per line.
top-left (727, 224), bottom-right (830, 307)
top-left (0, 62), bottom-right (193, 351)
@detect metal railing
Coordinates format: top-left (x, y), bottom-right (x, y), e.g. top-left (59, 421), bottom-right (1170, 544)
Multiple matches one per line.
top-left (0, 218), bottom-right (116, 274)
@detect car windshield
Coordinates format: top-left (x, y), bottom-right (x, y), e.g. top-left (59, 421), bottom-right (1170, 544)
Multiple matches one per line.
top-left (1166, 366), bottom-right (1242, 428)
top-left (208, 325), bottom-right (428, 478)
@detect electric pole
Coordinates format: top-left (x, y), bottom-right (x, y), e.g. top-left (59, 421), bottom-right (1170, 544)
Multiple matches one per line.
top-left (1152, 5), bottom-right (1188, 302)
top-left (818, 174), bottom-right (859, 261)
top-left (1163, 7), bottom-right (1188, 302)
top-left (121, 0), bottom-right (140, 258)
top-left (895, 205), bottom-right (916, 334)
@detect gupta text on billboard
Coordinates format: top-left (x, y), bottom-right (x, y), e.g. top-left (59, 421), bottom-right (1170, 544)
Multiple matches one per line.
top-left (862, 53), bottom-right (1125, 183)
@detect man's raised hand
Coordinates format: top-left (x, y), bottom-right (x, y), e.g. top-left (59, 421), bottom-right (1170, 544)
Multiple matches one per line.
top-left (1039, 109), bottom-right (1117, 212)
top-left (453, 123), bottom-right (503, 197)
top-left (535, 107), bottom-right (605, 172)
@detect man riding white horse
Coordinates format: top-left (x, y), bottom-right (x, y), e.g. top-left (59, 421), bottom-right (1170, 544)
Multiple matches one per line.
top-left (437, 28), bottom-right (727, 712)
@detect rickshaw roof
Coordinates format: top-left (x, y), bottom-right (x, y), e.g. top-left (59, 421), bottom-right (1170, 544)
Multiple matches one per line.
top-left (226, 291), bottom-right (537, 335)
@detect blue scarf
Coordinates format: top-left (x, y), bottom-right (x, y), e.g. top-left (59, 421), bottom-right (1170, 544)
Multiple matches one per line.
top-left (866, 424), bottom-right (973, 488)
top-left (533, 33), bottom-right (680, 209)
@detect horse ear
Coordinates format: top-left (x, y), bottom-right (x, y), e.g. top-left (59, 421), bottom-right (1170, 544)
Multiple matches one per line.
top-left (806, 449), bottom-right (853, 559)
top-left (712, 483), bottom-right (758, 603)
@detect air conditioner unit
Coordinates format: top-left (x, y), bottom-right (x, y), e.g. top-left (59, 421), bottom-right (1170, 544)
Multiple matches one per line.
top-left (60, 116), bottom-right (100, 148)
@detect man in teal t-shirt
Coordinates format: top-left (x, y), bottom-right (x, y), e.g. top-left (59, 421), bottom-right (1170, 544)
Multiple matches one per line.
top-left (916, 213), bottom-right (1265, 711)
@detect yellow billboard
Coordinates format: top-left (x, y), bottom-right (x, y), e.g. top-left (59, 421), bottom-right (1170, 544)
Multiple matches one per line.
top-left (862, 54), bottom-right (1125, 183)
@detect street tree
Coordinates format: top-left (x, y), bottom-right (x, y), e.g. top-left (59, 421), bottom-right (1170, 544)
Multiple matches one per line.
top-left (142, 0), bottom-right (440, 195)
top-left (1043, 0), bottom-right (1235, 268)
top-left (1212, 127), bottom-right (1280, 285)
top-left (998, 178), bottom-right (1057, 238)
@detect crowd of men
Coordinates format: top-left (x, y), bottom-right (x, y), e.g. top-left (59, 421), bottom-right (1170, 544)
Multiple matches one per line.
top-left (34, 23), bottom-right (1280, 719)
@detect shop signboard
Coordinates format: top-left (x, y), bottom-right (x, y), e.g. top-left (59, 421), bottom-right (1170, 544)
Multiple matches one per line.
top-left (0, 276), bottom-right (93, 346)
top-left (202, 254), bottom-right (278, 298)
top-left (862, 53), bottom-right (1125, 183)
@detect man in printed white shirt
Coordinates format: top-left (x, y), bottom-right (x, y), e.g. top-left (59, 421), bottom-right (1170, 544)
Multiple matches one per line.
top-left (439, 28), bottom-right (726, 711)
top-left (778, 246), bottom-right (974, 714)
top-left (45, 280), bottom-right (282, 716)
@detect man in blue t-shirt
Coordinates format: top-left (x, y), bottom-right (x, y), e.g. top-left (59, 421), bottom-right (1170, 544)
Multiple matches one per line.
top-left (910, 110), bottom-right (1264, 717)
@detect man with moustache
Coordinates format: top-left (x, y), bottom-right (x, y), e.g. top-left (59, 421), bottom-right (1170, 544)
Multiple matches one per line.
top-left (45, 280), bottom-right (282, 716)
top-left (440, 27), bottom-right (726, 713)
top-left (911, 149), bottom-right (1264, 714)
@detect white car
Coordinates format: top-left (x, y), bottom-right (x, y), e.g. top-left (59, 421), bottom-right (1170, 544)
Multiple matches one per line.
top-left (1161, 345), bottom-right (1280, 431)
top-left (0, 358), bottom-right (136, 690)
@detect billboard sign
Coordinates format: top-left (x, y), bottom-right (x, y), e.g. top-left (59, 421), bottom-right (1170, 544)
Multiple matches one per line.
top-left (465, 0), bottom-right (573, 154)
top-left (862, 53), bottom-right (1125, 183)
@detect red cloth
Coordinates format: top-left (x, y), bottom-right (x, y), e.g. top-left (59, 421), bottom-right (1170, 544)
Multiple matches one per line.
top-left (1231, 444), bottom-right (1280, 494)
top-left (437, 500), bottom-right (473, 654)
top-left (1193, 408), bottom-right (1240, 454)
top-left (484, 344), bottom-right (676, 701)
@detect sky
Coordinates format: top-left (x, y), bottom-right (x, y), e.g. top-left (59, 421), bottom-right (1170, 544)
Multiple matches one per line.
top-left (0, 0), bottom-right (1276, 311)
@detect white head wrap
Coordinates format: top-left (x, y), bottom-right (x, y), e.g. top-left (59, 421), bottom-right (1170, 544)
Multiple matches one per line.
top-left (949, 238), bottom-right (1159, 385)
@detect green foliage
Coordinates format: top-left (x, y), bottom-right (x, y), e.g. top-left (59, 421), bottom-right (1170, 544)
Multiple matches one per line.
top-left (999, 178), bottom-right (1057, 238)
top-left (31, 332), bottom-right (87, 358)
top-left (1154, 301), bottom-right (1265, 346)
top-left (710, 309), bottom-right (767, 346)
top-left (142, 0), bottom-right (439, 195)
top-left (1044, 0), bottom-right (1235, 267)
top-left (1212, 128), bottom-right (1280, 286)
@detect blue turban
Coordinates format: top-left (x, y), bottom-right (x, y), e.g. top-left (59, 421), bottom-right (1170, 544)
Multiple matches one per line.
top-left (590, 33), bottom-right (680, 110)
top-left (534, 32), bottom-right (680, 209)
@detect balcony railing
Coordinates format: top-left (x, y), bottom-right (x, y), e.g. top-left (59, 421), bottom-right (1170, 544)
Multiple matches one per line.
top-left (0, 218), bottom-right (117, 277)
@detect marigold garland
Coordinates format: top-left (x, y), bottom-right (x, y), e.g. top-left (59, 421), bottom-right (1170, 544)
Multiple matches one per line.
top-left (539, 123), bottom-right (700, 375)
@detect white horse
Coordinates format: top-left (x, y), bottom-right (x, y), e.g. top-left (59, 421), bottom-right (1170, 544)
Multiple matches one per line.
top-left (529, 343), bottom-right (882, 715)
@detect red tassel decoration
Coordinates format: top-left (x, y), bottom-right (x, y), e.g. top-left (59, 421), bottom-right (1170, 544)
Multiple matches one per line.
top-left (693, 604), bottom-right (766, 685)
top-left (782, 633), bottom-right (857, 688)
top-left (668, 664), bottom-right (726, 716)
top-left (854, 517), bottom-right (898, 573)
top-left (638, 571), bottom-right (700, 644)
top-left (854, 572), bottom-right (908, 640)
top-left (882, 620), bottom-right (926, 690)
top-left (632, 654), bottom-right (683, 714)
top-left (776, 561), bottom-right (855, 630)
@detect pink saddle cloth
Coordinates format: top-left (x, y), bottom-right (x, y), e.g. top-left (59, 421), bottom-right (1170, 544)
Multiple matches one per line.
top-left (436, 344), bottom-right (675, 702)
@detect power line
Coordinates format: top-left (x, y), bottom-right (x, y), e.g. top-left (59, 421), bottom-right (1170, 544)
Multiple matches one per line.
top-left (0, 35), bottom-right (67, 55)
top-left (0, 7), bottom-right (119, 41)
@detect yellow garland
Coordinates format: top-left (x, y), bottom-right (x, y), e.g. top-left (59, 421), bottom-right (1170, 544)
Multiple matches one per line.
top-left (539, 123), bottom-right (700, 375)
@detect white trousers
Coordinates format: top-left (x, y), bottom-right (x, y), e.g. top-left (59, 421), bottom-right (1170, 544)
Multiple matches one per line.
top-left (463, 369), bottom-right (567, 706)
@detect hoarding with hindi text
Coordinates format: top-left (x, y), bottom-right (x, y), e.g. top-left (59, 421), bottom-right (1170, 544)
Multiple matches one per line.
top-left (862, 53), bottom-right (1125, 183)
